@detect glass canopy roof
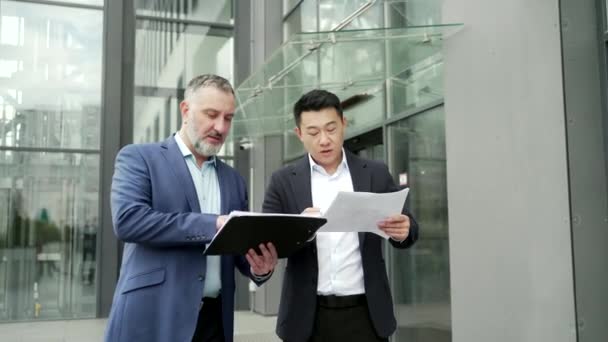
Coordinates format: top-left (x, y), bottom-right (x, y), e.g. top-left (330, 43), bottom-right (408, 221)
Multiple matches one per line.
top-left (233, 24), bottom-right (463, 138)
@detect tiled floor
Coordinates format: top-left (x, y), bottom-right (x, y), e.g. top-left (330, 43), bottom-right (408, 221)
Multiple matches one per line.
top-left (0, 311), bottom-right (279, 342)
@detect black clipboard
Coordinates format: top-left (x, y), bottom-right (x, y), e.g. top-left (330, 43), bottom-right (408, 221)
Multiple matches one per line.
top-left (204, 213), bottom-right (326, 258)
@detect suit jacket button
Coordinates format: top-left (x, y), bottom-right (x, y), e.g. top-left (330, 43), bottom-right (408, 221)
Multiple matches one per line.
top-left (198, 275), bottom-right (204, 281)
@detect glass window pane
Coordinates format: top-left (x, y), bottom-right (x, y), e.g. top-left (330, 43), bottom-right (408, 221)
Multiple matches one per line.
top-left (134, 19), bottom-right (234, 145)
top-left (135, 0), bottom-right (233, 23)
top-left (26, 0), bottom-right (103, 5)
top-left (0, 151), bottom-right (99, 321)
top-left (135, 21), bottom-right (233, 90)
top-left (319, 0), bottom-right (384, 31)
top-left (387, 0), bottom-right (442, 27)
top-left (283, 0), bottom-right (318, 40)
top-left (389, 42), bottom-right (444, 117)
top-left (0, 1), bottom-right (103, 150)
top-left (388, 106), bottom-right (451, 342)
top-left (283, 0), bottom-right (301, 15)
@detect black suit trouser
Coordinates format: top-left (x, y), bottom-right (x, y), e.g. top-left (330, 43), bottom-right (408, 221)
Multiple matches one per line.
top-left (304, 294), bottom-right (388, 342)
top-left (192, 296), bottom-right (224, 342)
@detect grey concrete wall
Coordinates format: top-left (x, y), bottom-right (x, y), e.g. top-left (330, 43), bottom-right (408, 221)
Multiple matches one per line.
top-left (442, 1), bottom-right (577, 341)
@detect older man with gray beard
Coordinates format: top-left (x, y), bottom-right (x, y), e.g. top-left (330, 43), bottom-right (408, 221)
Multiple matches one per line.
top-left (105, 74), bottom-right (278, 342)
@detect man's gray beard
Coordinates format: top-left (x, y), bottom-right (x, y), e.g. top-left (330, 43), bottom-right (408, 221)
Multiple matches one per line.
top-left (193, 140), bottom-right (222, 157)
top-left (186, 125), bottom-right (222, 157)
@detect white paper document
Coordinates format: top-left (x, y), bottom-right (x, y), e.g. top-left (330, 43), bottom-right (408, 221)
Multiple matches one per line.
top-left (318, 188), bottom-right (410, 239)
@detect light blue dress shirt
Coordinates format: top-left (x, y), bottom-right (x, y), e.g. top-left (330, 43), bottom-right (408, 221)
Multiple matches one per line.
top-left (175, 133), bottom-right (222, 298)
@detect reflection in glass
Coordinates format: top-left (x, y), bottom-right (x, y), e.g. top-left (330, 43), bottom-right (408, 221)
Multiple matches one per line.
top-left (319, 0), bottom-right (384, 31)
top-left (133, 17), bottom-right (235, 164)
top-left (0, 152), bottom-right (99, 321)
top-left (0, 0), bottom-right (103, 150)
top-left (0, 1), bottom-right (102, 322)
top-left (283, 0), bottom-right (302, 15)
top-left (388, 106), bottom-right (451, 342)
top-left (386, 0), bottom-right (443, 27)
top-left (135, 0), bottom-right (232, 23)
top-left (135, 23), bottom-right (233, 90)
top-left (283, 0), bottom-right (318, 39)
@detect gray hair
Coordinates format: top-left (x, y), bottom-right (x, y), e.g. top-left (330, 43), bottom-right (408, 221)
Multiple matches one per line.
top-left (184, 74), bottom-right (234, 100)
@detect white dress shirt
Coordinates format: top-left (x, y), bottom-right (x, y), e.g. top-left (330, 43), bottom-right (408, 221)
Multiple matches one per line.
top-left (175, 133), bottom-right (222, 298)
top-left (310, 151), bottom-right (365, 296)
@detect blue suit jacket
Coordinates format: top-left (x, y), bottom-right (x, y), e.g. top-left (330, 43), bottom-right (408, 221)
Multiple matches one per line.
top-left (105, 136), bottom-right (255, 342)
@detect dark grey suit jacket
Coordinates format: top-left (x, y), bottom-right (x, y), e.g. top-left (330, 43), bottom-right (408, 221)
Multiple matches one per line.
top-left (262, 151), bottom-right (419, 341)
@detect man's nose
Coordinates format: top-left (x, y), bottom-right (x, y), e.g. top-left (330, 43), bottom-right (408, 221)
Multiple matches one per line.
top-left (214, 118), bottom-right (229, 135)
top-left (319, 132), bottom-right (330, 145)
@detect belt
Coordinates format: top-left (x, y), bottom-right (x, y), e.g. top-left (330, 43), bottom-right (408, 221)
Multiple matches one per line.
top-left (317, 294), bottom-right (366, 309)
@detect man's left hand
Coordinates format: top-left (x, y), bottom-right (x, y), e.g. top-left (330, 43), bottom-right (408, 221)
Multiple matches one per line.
top-left (377, 214), bottom-right (410, 242)
top-left (246, 242), bottom-right (278, 276)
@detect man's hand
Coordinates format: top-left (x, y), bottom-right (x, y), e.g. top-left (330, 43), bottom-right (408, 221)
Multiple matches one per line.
top-left (246, 242), bottom-right (278, 276)
top-left (216, 215), bottom-right (228, 231)
top-left (377, 214), bottom-right (410, 241)
top-left (301, 207), bottom-right (321, 217)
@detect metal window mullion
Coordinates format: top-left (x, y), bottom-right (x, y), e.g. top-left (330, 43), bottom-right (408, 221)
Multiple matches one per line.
top-left (6, 0), bottom-right (103, 11)
top-left (0, 146), bottom-right (100, 154)
top-left (134, 14), bottom-right (234, 30)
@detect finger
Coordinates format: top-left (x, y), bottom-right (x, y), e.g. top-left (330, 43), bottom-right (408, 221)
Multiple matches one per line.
top-left (381, 227), bottom-right (409, 233)
top-left (383, 215), bottom-right (407, 223)
top-left (266, 242), bottom-right (278, 262)
top-left (383, 229), bottom-right (409, 239)
top-left (380, 222), bottom-right (410, 229)
top-left (258, 244), bottom-right (273, 262)
top-left (247, 249), bottom-right (263, 268)
top-left (245, 253), bottom-right (257, 269)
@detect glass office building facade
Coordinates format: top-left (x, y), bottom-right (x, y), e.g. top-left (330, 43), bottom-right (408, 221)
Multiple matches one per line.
top-left (0, 0), bottom-right (103, 321)
top-left (0, 0), bottom-right (235, 322)
top-left (0, 1), bottom-right (607, 342)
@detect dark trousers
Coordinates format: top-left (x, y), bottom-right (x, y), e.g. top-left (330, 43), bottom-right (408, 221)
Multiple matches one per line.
top-left (308, 294), bottom-right (388, 342)
top-left (192, 296), bottom-right (224, 342)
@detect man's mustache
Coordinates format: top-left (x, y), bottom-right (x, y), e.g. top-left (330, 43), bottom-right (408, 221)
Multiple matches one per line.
top-left (202, 131), bottom-right (223, 140)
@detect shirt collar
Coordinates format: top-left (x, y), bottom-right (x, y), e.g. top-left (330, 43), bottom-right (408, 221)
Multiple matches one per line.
top-left (174, 133), bottom-right (217, 167)
top-left (308, 148), bottom-right (348, 176)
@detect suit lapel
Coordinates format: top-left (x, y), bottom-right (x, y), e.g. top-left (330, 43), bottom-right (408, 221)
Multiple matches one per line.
top-left (216, 160), bottom-right (230, 215)
top-left (345, 151), bottom-right (371, 246)
top-left (160, 136), bottom-right (201, 213)
top-left (289, 157), bottom-right (313, 213)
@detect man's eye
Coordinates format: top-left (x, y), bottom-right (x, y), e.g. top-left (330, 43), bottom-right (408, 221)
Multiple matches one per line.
top-left (309, 132), bottom-right (319, 136)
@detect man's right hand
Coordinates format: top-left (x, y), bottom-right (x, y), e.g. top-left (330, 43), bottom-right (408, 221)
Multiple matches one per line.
top-left (216, 215), bottom-right (229, 231)
top-left (301, 207), bottom-right (321, 217)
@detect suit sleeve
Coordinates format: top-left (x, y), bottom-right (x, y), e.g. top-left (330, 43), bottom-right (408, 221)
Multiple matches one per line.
top-left (380, 164), bottom-right (419, 249)
top-left (110, 145), bottom-right (217, 247)
top-left (262, 172), bottom-right (285, 214)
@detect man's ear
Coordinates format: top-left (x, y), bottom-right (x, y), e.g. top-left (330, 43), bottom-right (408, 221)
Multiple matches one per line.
top-left (179, 101), bottom-right (189, 122)
top-left (294, 126), bottom-right (303, 142)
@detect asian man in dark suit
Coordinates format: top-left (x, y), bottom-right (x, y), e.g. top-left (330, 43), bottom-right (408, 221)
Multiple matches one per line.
top-left (262, 89), bottom-right (419, 342)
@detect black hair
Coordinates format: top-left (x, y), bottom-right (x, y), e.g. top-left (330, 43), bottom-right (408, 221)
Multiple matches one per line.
top-left (293, 89), bottom-right (343, 127)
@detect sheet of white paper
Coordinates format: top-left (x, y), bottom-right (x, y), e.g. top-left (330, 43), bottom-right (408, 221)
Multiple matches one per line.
top-left (318, 188), bottom-right (410, 239)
